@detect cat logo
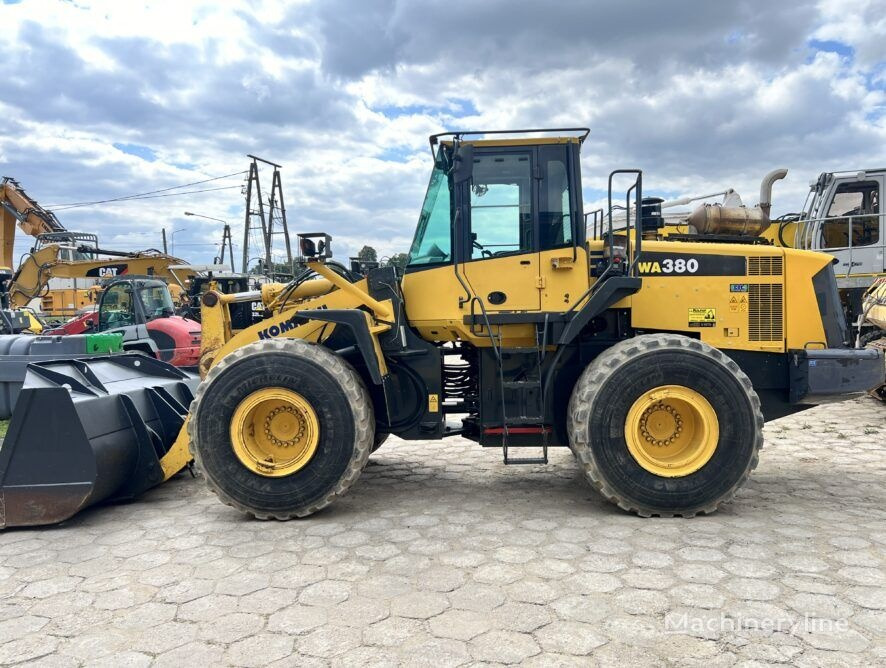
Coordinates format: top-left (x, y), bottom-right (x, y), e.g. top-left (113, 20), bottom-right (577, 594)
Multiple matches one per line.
top-left (86, 264), bottom-right (128, 278)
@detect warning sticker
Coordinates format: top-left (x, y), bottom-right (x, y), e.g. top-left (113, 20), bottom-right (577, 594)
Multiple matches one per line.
top-left (729, 295), bottom-right (749, 313)
top-left (688, 308), bottom-right (716, 328)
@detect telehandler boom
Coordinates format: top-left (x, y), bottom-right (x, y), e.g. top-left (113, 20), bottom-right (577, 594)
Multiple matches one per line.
top-left (0, 129), bottom-right (882, 528)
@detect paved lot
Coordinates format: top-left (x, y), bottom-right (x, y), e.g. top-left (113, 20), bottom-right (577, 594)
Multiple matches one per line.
top-left (0, 396), bottom-right (884, 667)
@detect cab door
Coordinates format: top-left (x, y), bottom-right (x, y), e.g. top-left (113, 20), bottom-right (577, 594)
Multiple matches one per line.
top-left (98, 281), bottom-right (151, 343)
top-left (462, 149), bottom-right (541, 312)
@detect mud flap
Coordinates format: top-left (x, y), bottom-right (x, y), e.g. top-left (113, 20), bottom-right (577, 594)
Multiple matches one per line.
top-left (0, 355), bottom-right (199, 529)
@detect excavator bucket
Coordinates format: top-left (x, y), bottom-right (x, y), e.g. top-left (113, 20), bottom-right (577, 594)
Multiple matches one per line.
top-left (0, 355), bottom-right (198, 529)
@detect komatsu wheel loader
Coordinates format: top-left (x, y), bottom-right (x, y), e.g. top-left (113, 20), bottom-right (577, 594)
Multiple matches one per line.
top-left (1, 129), bottom-right (882, 528)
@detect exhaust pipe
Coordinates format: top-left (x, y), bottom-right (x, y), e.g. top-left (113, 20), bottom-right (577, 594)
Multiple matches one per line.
top-left (758, 168), bottom-right (788, 217)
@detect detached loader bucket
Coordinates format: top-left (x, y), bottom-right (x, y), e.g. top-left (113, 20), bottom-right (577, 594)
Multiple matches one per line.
top-left (0, 355), bottom-right (199, 529)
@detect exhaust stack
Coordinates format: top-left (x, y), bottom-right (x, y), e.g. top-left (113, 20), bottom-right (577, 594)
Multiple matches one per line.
top-left (759, 168), bottom-right (789, 217)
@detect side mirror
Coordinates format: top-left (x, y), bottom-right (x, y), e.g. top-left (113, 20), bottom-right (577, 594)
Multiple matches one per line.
top-left (84, 318), bottom-right (94, 330)
top-left (452, 143), bottom-right (474, 183)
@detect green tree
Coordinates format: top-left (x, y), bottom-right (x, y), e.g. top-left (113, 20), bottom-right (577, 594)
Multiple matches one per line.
top-left (383, 253), bottom-right (408, 270)
top-left (357, 245), bottom-right (378, 263)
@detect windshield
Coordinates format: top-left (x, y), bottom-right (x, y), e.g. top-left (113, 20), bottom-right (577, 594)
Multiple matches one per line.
top-left (407, 161), bottom-right (452, 267)
top-left (138, 284), bottom-right (174, 321)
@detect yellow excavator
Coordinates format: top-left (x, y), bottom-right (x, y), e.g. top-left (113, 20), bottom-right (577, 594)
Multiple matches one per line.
top-left (1, 177), bottom-right (196, 319)
top-left (1, 177), bottom-right (67, 268)
top-left (0, 129), bottom-right (882, 529)
top-left (0, 177), bottom-right (71, 332)
top-left (8, 232), bottom-right (195, 317)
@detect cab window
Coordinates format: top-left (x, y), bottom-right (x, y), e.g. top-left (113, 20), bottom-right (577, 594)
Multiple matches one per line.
top-left (99, 283), bottom-right (135, 329)
top-left (138, 284), bottom-right (174, 321)
top-left (407, 163), bottom-right (452, 267)
top-left (539, 149), bottom-right (574, 249)
top-left (469, 152), bottom-right (532, 259)
top-left (820, 180), bottom-right (880, 248)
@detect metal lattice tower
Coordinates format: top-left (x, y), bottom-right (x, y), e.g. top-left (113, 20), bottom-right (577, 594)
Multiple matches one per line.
top-left (215, 224), bottom-right (235, 271)
top-left (242, 155), bottom-right (292, 279)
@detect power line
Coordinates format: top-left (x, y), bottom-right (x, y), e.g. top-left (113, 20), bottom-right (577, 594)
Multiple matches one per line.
top-left (49, 184), bottom-right (243, 210)
top-left (46, 171), bottom-right (247, 210)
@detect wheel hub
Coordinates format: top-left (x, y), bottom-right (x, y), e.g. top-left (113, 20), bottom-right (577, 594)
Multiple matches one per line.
top-left (624, 385), bottom-right (719, 478)
top-left (639, 402), bottom-right (683, 446)
top-left (264, 406), bottom-right (306, 447)
top-left (230, 388), bottom-right (320, 477)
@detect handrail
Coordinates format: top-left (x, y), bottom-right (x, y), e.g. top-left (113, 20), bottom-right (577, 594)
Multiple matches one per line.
top-left (792, 211), bottom-right (885, 279)
top-left (607, 170), bottom-right (643, 276)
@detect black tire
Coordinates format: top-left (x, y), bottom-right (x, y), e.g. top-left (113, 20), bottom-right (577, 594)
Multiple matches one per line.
top-left (189, 338), bottom-right (373, 519)
top-left (860, 328), bottom-right (886, 347)
top-left (568, 333), bottom-right (763, 517)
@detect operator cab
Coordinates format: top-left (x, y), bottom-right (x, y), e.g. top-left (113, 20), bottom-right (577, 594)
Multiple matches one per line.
top-left (98, 277), bottom-right (174, 330)
top-left (405, 129), bottom-right (591, 315)
top-left (35, 231), bottom-right (99, 262)
top-left (407, 130), bottom-right (586, 268)
top-left (793, 169), bottom-right (886, 321)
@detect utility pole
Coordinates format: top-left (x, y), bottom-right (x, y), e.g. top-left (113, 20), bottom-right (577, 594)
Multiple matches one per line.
top-left (266, 166), bottom-right (293, 278)
top-left (242, 155), bottom-right (292, 280)
top-left (185, 212), bottom-right (235, 271)
top-left (218, 224), bottom-right (234, 271)
top-left (162, 228), bottom-right (168, 254)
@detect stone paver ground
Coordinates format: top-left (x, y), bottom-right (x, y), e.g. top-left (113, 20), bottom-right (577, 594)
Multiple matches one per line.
top-left (1, 396), bottom-right (884, 666)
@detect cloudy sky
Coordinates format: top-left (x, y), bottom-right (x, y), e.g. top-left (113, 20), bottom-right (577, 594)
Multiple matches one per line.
top-left (1, 0), bottom-right (884, 269)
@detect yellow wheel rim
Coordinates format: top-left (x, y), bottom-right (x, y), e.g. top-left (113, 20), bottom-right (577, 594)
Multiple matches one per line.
top-left (230, 388), bottom-right (320, 477)
top-left (624, 385), bottom-right (719, 478)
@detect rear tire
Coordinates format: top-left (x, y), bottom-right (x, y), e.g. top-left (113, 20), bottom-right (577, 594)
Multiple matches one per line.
top-left (189, 338), bottom-right (373, 519)
top-left (568, 333), bottom-right (763, 517)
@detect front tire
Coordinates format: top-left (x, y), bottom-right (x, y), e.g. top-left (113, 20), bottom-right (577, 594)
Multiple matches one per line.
top-left (189, 339), bottom-right (373, 519)
top-left (568, 333), bottom-right (763, 517)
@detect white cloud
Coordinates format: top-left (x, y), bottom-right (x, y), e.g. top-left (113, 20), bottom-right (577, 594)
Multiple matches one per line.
top-left (0, 0), bottom-right (883, 267)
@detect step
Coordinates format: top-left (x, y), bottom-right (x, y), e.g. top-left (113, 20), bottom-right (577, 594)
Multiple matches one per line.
top-left (504, 456), bottom-right (548, 465)
top-left (484, 426), bottom-right (551, 435)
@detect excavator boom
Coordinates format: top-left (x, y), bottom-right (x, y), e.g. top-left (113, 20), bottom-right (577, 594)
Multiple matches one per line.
top-left (0, 177), bottom-right (65, 270)
top-left (8, 243), bottom-right (193, 312)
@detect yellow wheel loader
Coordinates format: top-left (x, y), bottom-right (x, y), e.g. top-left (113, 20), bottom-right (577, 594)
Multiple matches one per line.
top-left (1, 129), bottom-right (883, 528)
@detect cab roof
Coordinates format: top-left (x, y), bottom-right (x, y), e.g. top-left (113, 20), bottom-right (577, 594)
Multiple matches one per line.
top-left (430, 128), bottom-right (589, 153)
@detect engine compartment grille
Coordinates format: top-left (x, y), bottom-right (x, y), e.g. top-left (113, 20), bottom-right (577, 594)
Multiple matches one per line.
top-left (748, 283), bottom-right (784, 341)
top-left (747, 256), bottom-right (784, 276)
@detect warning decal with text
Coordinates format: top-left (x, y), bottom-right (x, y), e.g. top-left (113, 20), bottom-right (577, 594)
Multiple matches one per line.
top-left (688, 308), bottom-right (716, 328)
